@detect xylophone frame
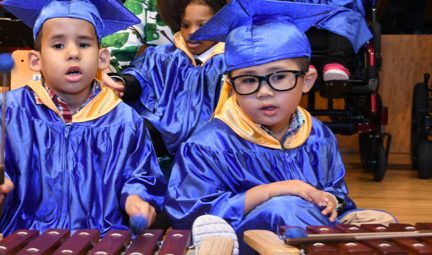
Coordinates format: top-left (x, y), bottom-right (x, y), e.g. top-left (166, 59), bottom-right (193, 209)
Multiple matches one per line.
top-left (0, 228), bottom-right (191, 255)
top-left (245, 223), bottom-right (432, 255)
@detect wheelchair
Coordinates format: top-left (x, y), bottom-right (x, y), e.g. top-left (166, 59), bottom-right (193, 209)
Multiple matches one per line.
top-left (411, 73), bottom-right (432, 179)
top-left (304, 7), bottom-right (392, 182)
top-left (0, 13), bottom-right (34, 53)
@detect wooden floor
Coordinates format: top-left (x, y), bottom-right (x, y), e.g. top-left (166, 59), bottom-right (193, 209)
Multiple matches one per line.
top-left (342, 153), bottom-right (432, 224)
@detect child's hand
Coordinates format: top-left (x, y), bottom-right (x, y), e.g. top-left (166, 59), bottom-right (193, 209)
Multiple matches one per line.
top-left (309, 190), bottom-right (338, 222)
top-left (268, 180), bottom-right (318, 202)
top-left (102, 72), bottom-right (125, 97)
top-left (0, 177), bottom-right (14, 204)
top-left (125, 195), bottom-right (156, 228)
top-left (267, 180), bottom-right (337, 221)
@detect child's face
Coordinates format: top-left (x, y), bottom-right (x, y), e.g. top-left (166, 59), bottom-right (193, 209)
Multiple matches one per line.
top-left (181, 2), bottom-right (217, 55)
top-left (29, 18), bottom-right (109, 99)
top-left (231, 59), bottom-right (316, 135)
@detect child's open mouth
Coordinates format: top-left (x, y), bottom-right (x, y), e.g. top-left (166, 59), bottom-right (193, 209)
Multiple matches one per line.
top-left (261, 105), bottom-right (277, 116)
top-left (65, 67), bottom-right (83, 82)
top-left (187, 40), bottom-right (200, 48)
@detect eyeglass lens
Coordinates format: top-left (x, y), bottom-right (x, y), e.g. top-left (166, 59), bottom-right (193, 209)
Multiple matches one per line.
top-left (232, 71), bottom-right (302, 95)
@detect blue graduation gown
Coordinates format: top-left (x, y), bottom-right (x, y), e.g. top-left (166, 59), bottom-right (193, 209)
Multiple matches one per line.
top-left (0, 81), bottom-right (166, 236)
top-left (165, 112), bottom-right (357, 254)
top-left (122, 33), bottom-right (226, 155)
top-left (165, 117), bottom-right (357, 226)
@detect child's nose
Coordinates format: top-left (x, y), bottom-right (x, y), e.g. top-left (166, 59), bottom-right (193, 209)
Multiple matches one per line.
top-left (188, 25), bottom-right (200, 36)
top-left (256, 80), bottom-right (274, 97)
top-left (66, 45), bottom-right (80, 60)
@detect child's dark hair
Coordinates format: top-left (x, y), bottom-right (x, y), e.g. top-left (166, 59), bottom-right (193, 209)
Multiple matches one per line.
top-left (157, 0), bottom-right (181, 32)
top-left (34, 31), bottom-right (43, 51)
top-left (158, 0), bottom-right (226, 33)
top-left (295, 57), bottom-right (310, 72)
top-left (33, 25), bottom-right (100, 52)
top-left (227, 57), bottom-right (310, 78)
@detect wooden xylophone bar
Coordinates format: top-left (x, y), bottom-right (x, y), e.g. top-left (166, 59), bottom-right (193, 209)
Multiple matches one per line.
top-left (0, 228), bottom-right (191, 255)
top-left (298, 223), bottom-right (432, 254)
top-left (244, 223), bottom-right (432, 255)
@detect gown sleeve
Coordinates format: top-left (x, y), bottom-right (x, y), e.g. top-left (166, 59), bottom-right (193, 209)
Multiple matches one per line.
top-left (120, 125), bottom-right (167, 212)
top-left (165, 142), bottom-right (246, 229)
top-left (308, 121), bottom-right (356, 212)
top-left (121, 45), bottom-right (167, 112)
top-left (122, 45), bottom-right (226, 155)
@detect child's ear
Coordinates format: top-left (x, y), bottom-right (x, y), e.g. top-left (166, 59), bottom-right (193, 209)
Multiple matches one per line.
top-left (302, 68), bottom-right (318, 93)
top-left (98, 48), bottom-right (110, 70)
top-left (28, 50), bottom-right (42, 72)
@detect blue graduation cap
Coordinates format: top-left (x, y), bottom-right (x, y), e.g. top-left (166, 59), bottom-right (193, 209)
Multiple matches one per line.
top-left (191, 0), bottom-right (370, 71)
top-left (1, 0), bottom-right (140, 40)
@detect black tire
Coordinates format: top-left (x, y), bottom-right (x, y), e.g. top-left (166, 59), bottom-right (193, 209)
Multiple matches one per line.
top-left (372, 144), bottom-right (387, 182)
top-left (359, 133), bottom-right (370, 170)
top-left (358, 93), bottom-right (384, 172)
top-left (417, 141), bottom-right (432, 179)
top-left (411, 82), bottom-right (429, 169)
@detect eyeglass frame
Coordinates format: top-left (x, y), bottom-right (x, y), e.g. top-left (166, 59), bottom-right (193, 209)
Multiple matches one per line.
top-left (228, 70), bottom-right (307, 96)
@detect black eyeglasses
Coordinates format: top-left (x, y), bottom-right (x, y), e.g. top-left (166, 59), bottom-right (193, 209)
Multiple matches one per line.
top-left (229, 70), bottom-right (306, 95)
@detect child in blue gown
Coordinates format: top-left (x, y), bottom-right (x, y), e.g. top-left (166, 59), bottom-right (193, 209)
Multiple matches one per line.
top-left (104, 0), bottom-right (227, 163)
top-left (0, 0), bottom-right (166, 236)
top-left (164, 0), bottom-right (396, 254)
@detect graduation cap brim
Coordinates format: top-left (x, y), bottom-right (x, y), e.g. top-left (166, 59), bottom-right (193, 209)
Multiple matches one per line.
top-left (1, 0), bottom-right (140, 39)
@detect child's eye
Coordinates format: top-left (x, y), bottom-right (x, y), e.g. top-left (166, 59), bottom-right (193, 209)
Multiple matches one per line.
top-left (239, 76), bottom-right (258, 85)
top-left (272, 74), bottom-right (288, 81)
top-left (53, 43), bottom-right (64, 49)
top-left (79, 43), bottom-right (90, 48)
top-left (181, 23), bottom-right (189, 29)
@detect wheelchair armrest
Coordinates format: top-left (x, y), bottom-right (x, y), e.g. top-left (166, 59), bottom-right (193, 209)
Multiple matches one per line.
top-left (371, 8), bottom-right (381, 57)
top-left (319, 79), bottom-right (378, 98)
top-left (368, 7), bottom-right (382, 71)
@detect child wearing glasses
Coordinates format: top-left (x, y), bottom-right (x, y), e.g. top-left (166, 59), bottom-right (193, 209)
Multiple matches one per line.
top-left (164, 0), bottom-right (395, 254)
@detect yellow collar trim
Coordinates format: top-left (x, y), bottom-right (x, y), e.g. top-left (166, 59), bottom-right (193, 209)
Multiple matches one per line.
top-left (27, 80), bottom-right (122, 122)
top-left (174, 32), bottom-right (224, 67)
top-left (214, 94), bottom-right (312, 149)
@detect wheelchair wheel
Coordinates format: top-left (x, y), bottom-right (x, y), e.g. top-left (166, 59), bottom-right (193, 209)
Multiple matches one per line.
top-left (359, 133), bottom-right (370, 170)
top-left (411, 82), bottom-right (429, 169)
top-left (417, 140), bottom-right (432, 179)
top-left (372, 143), bottom-right (387, 182)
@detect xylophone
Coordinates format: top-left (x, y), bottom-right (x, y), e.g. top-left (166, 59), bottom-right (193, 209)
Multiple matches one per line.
top-left (0, 228), bottom-right (191, 255)
top-left (244, 223), bottom-right (432, 255)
